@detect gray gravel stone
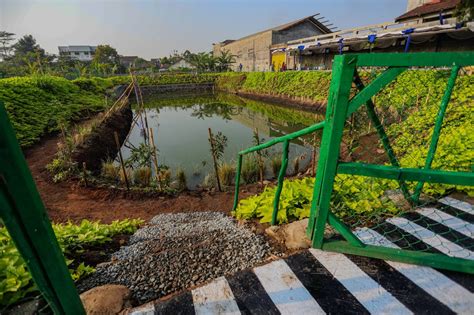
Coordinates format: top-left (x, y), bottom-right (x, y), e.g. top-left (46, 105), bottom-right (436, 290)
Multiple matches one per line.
top-left (77, 212), bottom-right (276, 303)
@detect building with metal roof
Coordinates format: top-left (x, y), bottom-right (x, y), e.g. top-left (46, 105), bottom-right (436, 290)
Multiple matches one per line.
top-left (213, 14), bottom-right (335, 72)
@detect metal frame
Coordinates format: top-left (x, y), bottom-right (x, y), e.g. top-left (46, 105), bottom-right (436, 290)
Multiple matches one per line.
top-left (0, 101), bottom-right (85, 314)
top-left (308, 52), bottom-right (474, 274)
top-left (234, 52), bottom-right (474, 273)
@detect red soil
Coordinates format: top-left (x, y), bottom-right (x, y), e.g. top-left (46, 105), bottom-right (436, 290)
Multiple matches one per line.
top-left (24, 135), bottom-right (260, 224)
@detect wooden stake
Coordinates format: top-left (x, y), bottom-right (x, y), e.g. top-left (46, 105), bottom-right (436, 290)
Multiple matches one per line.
top-left (208, 128), bottom-right (222, 192)
top-left (149, 128), bottom-right (160, 185)
top-left (114, 131), bottom-right (129, 190)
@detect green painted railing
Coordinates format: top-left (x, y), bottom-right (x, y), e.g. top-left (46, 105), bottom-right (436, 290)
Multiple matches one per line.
top-left (0, 101), bottom-right (85, 314)
top-left (234, 52), bottom-right (474, 274)
top-left (232, 121), bottom-right (325, 225)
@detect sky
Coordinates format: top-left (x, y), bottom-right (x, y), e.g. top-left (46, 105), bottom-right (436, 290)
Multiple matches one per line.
top-left (0, 0), bottom-right (407, 59)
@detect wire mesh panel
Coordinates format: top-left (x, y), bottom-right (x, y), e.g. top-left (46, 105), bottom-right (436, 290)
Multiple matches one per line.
top-left (309, 53), bottom-right (474, 273)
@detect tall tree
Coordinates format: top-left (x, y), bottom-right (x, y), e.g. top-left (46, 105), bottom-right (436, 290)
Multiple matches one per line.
top-left (215, 50), bottom-right (236, 72)
top-left (12, 34), bottom-right (44, 56)
top-left (455, 0), bottom-right (474, 21)
top-left (0, 31), bottom-right (15, 59)
top-left (92, 44), bottom-right (120, 65)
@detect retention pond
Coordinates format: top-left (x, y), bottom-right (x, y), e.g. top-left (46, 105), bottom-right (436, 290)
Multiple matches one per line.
top-left (122, 92), bottom-right (324, 189)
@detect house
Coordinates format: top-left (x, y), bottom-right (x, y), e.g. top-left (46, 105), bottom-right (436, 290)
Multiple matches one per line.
top-left (213, 14), bottom-right (334, 72)
top-left (58, 45), bottom-right (96, 61)
top-left (169, 59), bottom-right (196, 70)
top-left (119, 55), bottom-right (138, 68)
top-left (276, 0), bottom-right (472, 69)
top-left (397, 0), bottom-right (461, 25)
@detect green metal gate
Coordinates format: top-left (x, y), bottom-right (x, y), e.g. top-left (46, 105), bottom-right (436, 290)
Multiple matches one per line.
top-left (234, 52), bottom-right (474, 273)
top-left (0, 101), bottom-right (85, 314)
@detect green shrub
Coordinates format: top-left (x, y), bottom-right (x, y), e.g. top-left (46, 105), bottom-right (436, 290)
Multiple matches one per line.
top-left (0, 75), bottom-right (107, 147)
top-left (241, 155), bottom-right (260, 184)
top-left (133, 166), bottom-right (152, 187)
top-left (176, 168), bottom-right (187, 191)
top-left (101, 161), bottom-right (120, 181)
top-left (271, 155), bottom-right (282, 178)
top-left (218, 162), bottom-right (235, 187)
top-left (0, 219), bottom-right (143, 306)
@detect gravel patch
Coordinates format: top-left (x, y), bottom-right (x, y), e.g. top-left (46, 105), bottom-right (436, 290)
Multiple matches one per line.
top-left (77, 212), bottom-right (278, 303)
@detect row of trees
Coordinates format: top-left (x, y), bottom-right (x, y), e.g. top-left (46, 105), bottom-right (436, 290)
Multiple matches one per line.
top-left (0, 32), bottom-right (128, 78)
top-left (0, 31), bottom-right (236, 79)
top-left (159, 50), bottom-right (236, 72)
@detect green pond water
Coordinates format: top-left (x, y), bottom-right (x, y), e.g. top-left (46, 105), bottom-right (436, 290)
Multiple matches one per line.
top-left (122, 93), bottom-right (324, 189)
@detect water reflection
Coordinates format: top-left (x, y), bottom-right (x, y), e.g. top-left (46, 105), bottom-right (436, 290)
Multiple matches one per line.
top-left (122, 93), bottom-right (324, 189)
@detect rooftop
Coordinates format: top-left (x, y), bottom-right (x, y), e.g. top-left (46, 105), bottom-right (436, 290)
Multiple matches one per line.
top-left (218, 14), bottom-right (334, 45)
top-left (395, 0), bottom-right (460, 22)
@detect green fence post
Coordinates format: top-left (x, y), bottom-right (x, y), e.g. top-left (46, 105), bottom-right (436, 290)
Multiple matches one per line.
top-left (271, 140), bottom-right (289, 225)
top-left (412, 65), bottom-right (460, 202)
top-left (0, 101), bottom-right (85, 314)
top-left (307, 55), bottom-right (357, 247)
top-left (233, 154), bottom-right (243, 211)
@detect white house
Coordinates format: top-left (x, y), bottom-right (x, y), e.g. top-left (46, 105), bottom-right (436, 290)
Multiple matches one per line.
top-left (58, 45), bottom-right (96, 61)
top-left (169, 59), bottom-right (196, 70)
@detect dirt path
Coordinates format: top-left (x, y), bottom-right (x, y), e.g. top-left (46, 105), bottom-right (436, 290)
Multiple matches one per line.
top-left (24, 135), bottom-right (259, 224)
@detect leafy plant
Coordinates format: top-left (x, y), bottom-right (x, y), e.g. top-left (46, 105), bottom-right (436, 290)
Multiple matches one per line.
top-left (125, 143), bottom-right (154, 168)
top-left (210, 131), bottom-right (228, 161)
top-left (0, 219), bottom-right (143, 306)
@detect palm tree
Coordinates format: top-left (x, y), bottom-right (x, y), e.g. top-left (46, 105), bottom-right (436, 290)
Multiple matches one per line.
top-left (216, 50), bottom-right (236, 72)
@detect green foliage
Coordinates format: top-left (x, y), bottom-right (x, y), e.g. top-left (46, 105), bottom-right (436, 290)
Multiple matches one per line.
top-left (384, 71), bottom-right (474, 196)
top-left (176, 168), bottom-right (187, 191)
top-left (270, 155), bottom-right (282, 178)
top-left (235, 178), bottom-right (315, 223)
top-left (125, 143), bottom-right (154, 168)
top-left (218, 71), bottom-right (332, 103)
top-left (107, 73), bottom-right (219, 86)
top-left (241, 155), bottom-right (260, 184)
top-left (209, 131), bottom-right (228, 161)
top-left (133, 166), bottom-right (152, 187)
top-left (235, 176), bottom-right (399, 225)
top-left (0, 75), bottom-right (107, 147)
top-left (218, 162), bottom-right (235, 186)
top-left (234, 69), bottom-right (473, 224)
top-left (0, 218), bottom-right (143, 306)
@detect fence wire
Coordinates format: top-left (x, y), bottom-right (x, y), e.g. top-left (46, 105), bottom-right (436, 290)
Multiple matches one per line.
top-left (328, 66), bottom-right (473, 259)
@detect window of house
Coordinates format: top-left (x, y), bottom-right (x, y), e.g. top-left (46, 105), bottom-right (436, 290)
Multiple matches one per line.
top-left (74, 52), bottom-right (80, 55)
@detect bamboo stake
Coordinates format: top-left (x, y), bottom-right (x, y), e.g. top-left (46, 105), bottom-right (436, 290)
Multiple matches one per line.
top-left (136, 78), bottom-right (150, 134)
top-left (149, 127), bottom-right (160, 185)
top-left (208, 128), bottom-right (222, 192)
top-left (114, 131), bottom-right (129, 190)
top-left (130, 71), bottom-right (147, 144)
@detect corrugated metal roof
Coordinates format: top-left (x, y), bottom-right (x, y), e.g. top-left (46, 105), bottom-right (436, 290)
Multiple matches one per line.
top-left (395, 0), bottom-right (460, 21)
top-left (58, 45), bottom-right (96, 52)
